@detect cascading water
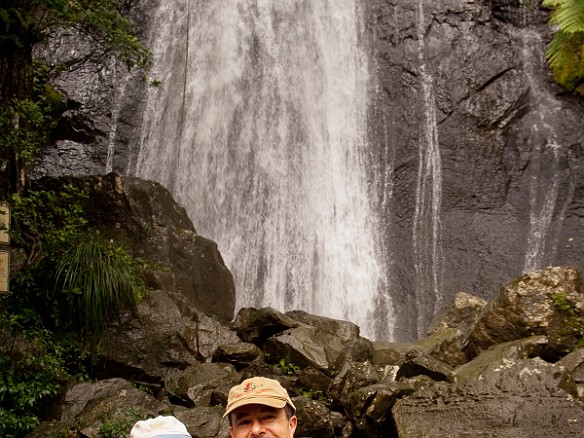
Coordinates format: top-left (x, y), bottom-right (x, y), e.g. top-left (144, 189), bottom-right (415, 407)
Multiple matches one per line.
top-left (413, 1), bottom-right (443, 337)
top-left (132, 1), bottom-right (391, 339)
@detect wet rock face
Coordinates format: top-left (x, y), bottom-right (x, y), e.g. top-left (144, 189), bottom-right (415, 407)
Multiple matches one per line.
top-left (366, 0), bottom-right (584, 339)
top-left (33, 0), bottom-right (159, 178)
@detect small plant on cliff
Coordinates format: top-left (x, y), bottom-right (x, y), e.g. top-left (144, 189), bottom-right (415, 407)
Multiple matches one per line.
top-left (54, 233), bottom-right (147, 337)
top-left (276, 358), bottom-right (300, 375)
top-left (8, 186), bottom-right (147, 337)
top-left (9, 185), bottom-right (88, 267)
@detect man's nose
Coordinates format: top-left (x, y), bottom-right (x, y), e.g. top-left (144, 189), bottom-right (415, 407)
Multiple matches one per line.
top-left (250, 419), bottom-right (264, 436)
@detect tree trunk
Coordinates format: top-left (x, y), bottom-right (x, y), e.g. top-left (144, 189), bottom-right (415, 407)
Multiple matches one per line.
top-left (0, 1), bottom-right (35, 195)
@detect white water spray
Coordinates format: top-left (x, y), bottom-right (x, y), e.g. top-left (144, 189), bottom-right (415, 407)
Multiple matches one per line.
top-left (133, 1), bottom-right (390, 339)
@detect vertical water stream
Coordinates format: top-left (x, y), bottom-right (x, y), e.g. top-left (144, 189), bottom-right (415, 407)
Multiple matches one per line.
top-left (106, 59), bottom-right (131, 174)
top-left (413, 2), bottom-right (443, 337)
top-left (133, 1), bottom-right (390, 339)
top-left (519, 26), bottom-right (574, 273)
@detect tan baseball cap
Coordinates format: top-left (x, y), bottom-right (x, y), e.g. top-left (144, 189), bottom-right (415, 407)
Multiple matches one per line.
top-left (224, 377), bottom-right (296, 417)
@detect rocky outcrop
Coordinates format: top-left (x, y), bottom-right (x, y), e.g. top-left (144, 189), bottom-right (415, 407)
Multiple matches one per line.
top-left (33, 173), bottom-right (235, 321)
top-left (467, 266), bottom-right (584, 359)
top-left (25, 266), bottom-right (584, 438)
top-left (393, 357), bottom-right (584, 437)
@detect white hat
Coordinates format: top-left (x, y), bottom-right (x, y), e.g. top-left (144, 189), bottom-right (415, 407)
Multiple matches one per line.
top-left (130, 416), bottom-right (191, 438)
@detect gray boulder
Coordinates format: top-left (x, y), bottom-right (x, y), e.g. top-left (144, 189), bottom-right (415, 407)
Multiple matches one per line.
top-left (99, 289), bottom-right (239, 381)
top-left (293, 396), bottom-right (335, 438)
top-left (234, 307), bottom-right (299, 344)
top-left (167, 362), bottom-right (239, 408)
top-left (466, 266), bottom-right (584, 358)
top-left (175, 407), bottom-right (228, 438)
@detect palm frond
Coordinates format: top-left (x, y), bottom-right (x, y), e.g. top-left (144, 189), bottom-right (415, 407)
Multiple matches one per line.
top-left (546, 0), bottom-right (584, 33)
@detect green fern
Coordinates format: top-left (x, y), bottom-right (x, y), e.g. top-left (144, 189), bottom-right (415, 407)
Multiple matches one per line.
top-left (543, 0), bottom-right (584, 94)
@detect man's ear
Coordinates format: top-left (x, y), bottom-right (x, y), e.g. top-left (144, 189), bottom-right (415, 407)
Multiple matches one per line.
top-left (289, 415), bottom-right (298, 435)
top-left (229, 426), bottom-right (235, 438)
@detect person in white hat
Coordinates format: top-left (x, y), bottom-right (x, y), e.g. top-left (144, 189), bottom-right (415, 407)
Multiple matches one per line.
top-left (130, 415), bottom-right (191, 438)
top-left (224, 377), bottom-right (297, 438)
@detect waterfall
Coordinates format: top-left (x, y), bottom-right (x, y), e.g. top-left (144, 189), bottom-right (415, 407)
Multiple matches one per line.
top-left (412, 1), bottom-right (443, 337)
top-left (133, 1), bottom-right (391, 340)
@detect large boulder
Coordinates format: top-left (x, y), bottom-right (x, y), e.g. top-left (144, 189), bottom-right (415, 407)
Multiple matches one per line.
top-left (99, 289), bottom-right (239, 381)
top-left (175, 406), bottom-right (228, 438)
top-left (166, 362), bottom-right (239, 408)
top-left (33, 173), bottom-right (235, 321)
top-left (426, 291), bottom-right (487, 336)
top-left (264, 325), bottom-right (373, 373)
top-left (466, 266), bottom-right (584, 358)
top-left (393, 357), bottom-right (584, 437)
top-left (233, 307), bottom-right (298, 345)
top-left (60, 378), bottom-right (170, 436)
top-left (293, 396), bottom-right (335, 438)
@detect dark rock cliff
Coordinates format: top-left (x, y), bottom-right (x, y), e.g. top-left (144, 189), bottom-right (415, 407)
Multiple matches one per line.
top-left (365, 0), bottom-right (584, 339)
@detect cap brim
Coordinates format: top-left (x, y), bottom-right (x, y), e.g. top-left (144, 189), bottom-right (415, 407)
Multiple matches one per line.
top-left (223, 396), bottom-right (288, 417)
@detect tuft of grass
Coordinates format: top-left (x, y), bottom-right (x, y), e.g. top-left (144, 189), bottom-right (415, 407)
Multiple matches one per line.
top-left (54, 234), bottom-right (146, 337)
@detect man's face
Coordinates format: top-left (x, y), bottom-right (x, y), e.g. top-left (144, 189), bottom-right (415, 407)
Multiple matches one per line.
top-left (229, 404), bottom-right (297, 438)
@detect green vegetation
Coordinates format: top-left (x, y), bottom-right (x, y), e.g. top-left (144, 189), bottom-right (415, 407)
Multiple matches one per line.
top-left (1, 186), bottom-right (148, 437)
top-left (0, 2), bottom-right (152, 432)
top-left (543, 0), bottom-right (584, 95)
top-left (550, 291), bottom-right (584, 351)
top-left (276, 358), bottom-right (300, 375)
top-left (0, 309), bottom-right (90, 437)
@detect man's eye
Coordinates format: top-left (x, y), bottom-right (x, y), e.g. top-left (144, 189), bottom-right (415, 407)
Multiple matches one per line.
top-left (237, 419), bottom-right (251, 426)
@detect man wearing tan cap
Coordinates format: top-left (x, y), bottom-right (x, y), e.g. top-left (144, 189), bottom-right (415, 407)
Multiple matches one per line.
top-left (224, 377), bottom-right (297, 438)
